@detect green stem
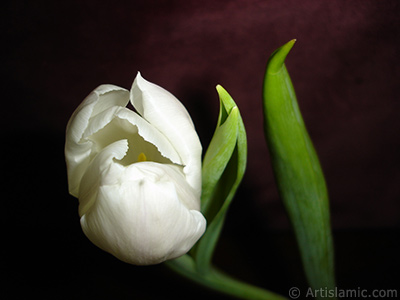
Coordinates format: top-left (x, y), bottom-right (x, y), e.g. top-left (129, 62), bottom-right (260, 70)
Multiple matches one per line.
top-left (165, 255), bottom-right (287, 300)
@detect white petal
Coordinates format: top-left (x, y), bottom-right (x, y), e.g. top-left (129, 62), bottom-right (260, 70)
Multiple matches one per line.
top-left (80, 161), bottom-right (206, 265)
top-left (78, 140), bottom-right (128, 217)
top-left (65, 85), bottom-right (129, 197)
top-left (123, 162), bottom-right (200, 211)
top-left (130, 73), bottom-right (202, 197)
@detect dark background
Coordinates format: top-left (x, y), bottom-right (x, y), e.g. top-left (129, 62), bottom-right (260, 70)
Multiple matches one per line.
top-left (3, 0), bottom-right (399, 299)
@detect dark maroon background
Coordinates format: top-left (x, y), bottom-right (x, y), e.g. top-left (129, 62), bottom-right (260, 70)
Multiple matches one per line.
top-left (3, 0), bottom-right (399, 299)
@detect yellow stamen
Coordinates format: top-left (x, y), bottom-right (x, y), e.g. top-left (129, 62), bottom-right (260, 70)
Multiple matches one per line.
top-left (137, 152), bottom-right (147, 162)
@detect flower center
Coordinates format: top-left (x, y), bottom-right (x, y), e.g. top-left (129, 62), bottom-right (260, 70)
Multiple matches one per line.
top-left (88, 117), bottom-right (173, 166)
top-left (137, 152), bottom-right (147, 162)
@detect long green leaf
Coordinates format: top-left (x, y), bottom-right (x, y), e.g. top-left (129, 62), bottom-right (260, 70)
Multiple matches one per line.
top-left (262, 40), bottom-right (336, 298)
top-left (195, 85), bottom-right (247, 273)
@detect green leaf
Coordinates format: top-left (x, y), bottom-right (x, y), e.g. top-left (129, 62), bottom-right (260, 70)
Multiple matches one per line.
top-left (262, 40), bottom-right (336, 298)
top-left (165, 87), bottom-right (286, 300)
top-left (195, 85), bottom-right (247, 273)
top-left (201, 105), bottom-right (239, 218)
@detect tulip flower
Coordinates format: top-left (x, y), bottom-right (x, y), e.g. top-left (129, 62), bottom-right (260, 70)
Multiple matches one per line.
top-left (65, 72), bottom-right (206, 265)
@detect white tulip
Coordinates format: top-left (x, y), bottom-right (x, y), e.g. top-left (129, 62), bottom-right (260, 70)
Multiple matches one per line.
top-left (65, 72), bottom-right (206, 265)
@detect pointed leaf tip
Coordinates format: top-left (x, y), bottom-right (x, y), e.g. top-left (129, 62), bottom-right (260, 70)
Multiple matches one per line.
top-left (267, 39), bottom-right (296, 74)
top-left (216, 84), bottom-right (237, 126)
top-left (216, 85), bottom-right (228, 104)
top-left (216, 84), bottom-right (223, 92)
top-left (216, 85), bottom-right (236, 110)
